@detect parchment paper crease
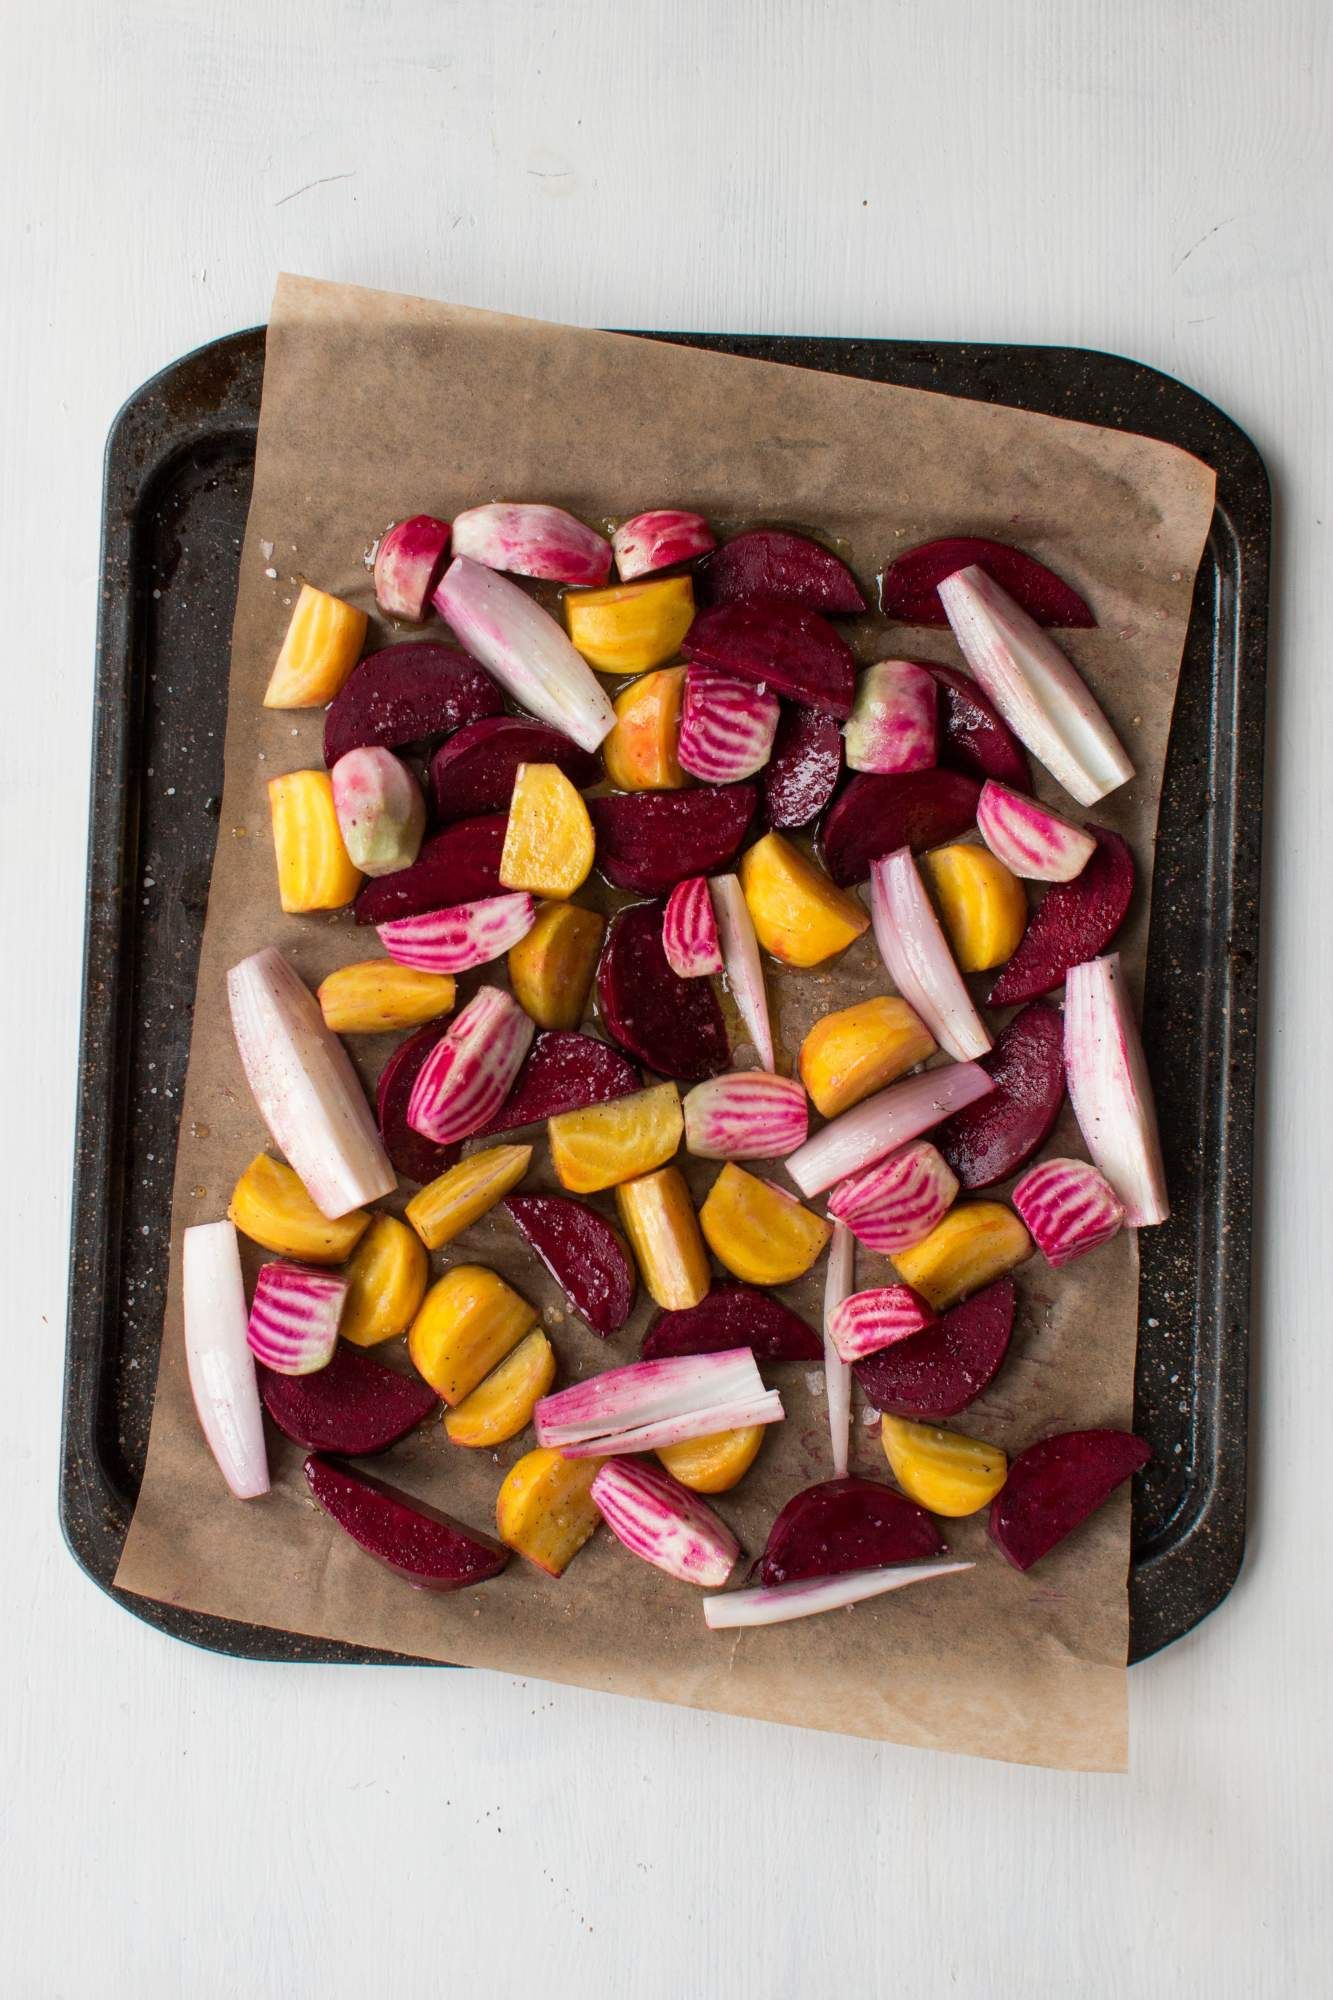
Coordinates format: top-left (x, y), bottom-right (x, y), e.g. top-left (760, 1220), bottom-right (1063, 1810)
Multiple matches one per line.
top-left (115, 275), bottom-right (1216, 1770)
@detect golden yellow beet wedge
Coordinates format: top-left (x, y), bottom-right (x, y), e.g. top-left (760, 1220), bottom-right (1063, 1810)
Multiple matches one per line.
top-left (602, 667), bottom-right (689, 790)
top-left (508, 901), bottom-right (604, 1029)
top-left (921, 842), bottom-right (1028, 972)
top-left (699, 1163), bottom-right (832, 1285)
top-left (264, 582), bottom-right (367, 708)
top-left (564, 575), bottom-right (695, 675)
top-left (268, 770), bottom-right (363, 913)
top-left (317, 961), bottom-right (456, 1035)
top-left (405, 1144), bottom-right (533, 1251)
top-left (499, 763), bottom-right (595, 899)
top-left (548, 1082), bottom-right (682, 1195)
top-left (798, 995), bottom-right (937, 1118)
top-left (340, 1214), bottom-right (429, 1347)
top-left (228, 1154), bottom-right (370, 1264)
top-left (892, 1201), bottom-right (1032, 1311)
top-left (496, 1445), bottom-right (603, 1576)
top-left (739, 830), bottom-right (869, 968)
top-left (614, 1166), bottom-right (711, 1311)
top-left (445, 1330), bottom-right (556, 1448)
top-left (408, 1265), bottom-right (538, 1406)
top-left (882, 1415), bottom-right (1007, 1517)
top-left (657, 1425), bottom-right (765, 1494)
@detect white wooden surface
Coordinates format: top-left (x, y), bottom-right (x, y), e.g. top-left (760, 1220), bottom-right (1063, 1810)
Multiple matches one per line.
top-left (4, 3), bottom-right (1329, 1993)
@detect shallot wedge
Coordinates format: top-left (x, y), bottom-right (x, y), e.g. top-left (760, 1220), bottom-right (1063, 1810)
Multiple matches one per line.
top-left (683, 1073), bottom-right (808, 1160)
top-left (844, 660), bottom-right (937, 774)
top-left (434, 556), bottom-right (615, 751)
top-left (377, 892), bottom-right (536, 974)
top-left (881, 537), bottom-right (1095, 628)
top-left (227, 947), bottom-right (395, 1220)
top-left (614, 509), bottom-right (716, 581)
top-left (709, 873), bottom-right (775, 1070)
top-left (937, 566), bottom-right (1133, 807)
top-left (182, 1221), bottom-right (269, 1500)
top-left (246, 1261), bottom-right (347, 1375)
top-left (1063, 954), bottom-right (1169, 1226)
top-left (557, 1392), bottom-right (785, 1460)
top-left (827, 1284), bottom-right (937, 1363)
top-left (827, 1141), bottom-right (958, 1255)
top-left (1012, 1157), bottom-right (1125, 1267)
top-left (870, 849), bottom-right (992, 1062)
top-left (786, 1061), bottom-right (995, 1198)
top-left (535, 1348), bottom-right (766, 1448)
top-left (406, 985), bottom-right (534, 1145)
top-left (450, 503), bottom-right (612, 586)
top-left (373, 514), bottom-right (451, 621)
top-left (823, 1220), bottom-right (854, 1477)
top-left (678, 666), bottom-right (780, 783)
top-left (591, 1460), bottom-right (738, 1587)
top-left (662, 876), bottom-right (723, 978)
top-left (702, 1560), bottom-right (972, 1630)
top-left (976, 779), bottom-right (1096, 883)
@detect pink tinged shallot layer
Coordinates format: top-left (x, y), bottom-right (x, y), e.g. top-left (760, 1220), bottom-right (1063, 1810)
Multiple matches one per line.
top-left (1012, 1157), bottom-right (1126, 1267)
top-left (827, 1284), bottom-right (937, 1364)
top-left (433, 556), bottom-right (615, 752)
top-left (662, 875), bottom-right (724, 978)
top-left (976, 779), bottom-right (1097, 883)
top-left (534, 1348), bottom-right (782, 1460)
top-left (591, 1460), bottom-right (738, 1587)
top-left (937, 565), bottom-right (1133, 808)
top-left (822, 1221), bottom-right (855, 1476)
top-left (702, 1560), bottom-right (973, 1630)
top-left (406, 985), bottom-right (534, 1145)
top-left (377, 892), bottom-right (535, 973)
top-left (844, 659), bottom-right (938, 774)
top-left (227, 946), bottom-right (395, 1220)
top-left (683, 1072), bottom-right (808, 1160)
top-left (786, 1061), bottom-right (995, 1198)
top-left (183, 1221), bottom-right (269, 1499)
top-left (678, 665), bottom-right (780, 783)
top-left (1063, 954), bottom-right (1169, 1226)
top-left (449, 502), bottom-right (612, 586)
top-left (826, 1140), bottom-right (959, 1254)
top-left (373, 514), bottom-right (451, 621)
top-left (246, 1261), bottom-right (347, 1375)
top-left (613, 509), bottom-right (716, 581)
top-left (709, 873), bottom-right (775, 1070)
top-left (870, 847), bottom-right (992, 1062)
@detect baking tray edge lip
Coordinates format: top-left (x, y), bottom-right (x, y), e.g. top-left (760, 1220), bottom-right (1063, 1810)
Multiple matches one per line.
top-left (63, 324), bottom-right (1265, 1671)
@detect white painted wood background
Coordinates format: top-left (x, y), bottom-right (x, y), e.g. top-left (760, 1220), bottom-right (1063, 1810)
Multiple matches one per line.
top-left (4, 2), bottom-right (1329, 1993)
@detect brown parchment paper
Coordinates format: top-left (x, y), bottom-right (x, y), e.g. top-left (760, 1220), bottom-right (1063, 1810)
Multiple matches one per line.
top-left (115, 275), bottom-right (1217, 1770)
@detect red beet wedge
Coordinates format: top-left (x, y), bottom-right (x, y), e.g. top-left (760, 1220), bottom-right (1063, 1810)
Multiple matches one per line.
top-left (428, 717), bottom-right (600, 821)
top-left (475, 1031), bottom-right (639, 1138)
top-left (304, 1455), bottom-right (510, 1591)
top-left (987, 827), bottom-right (1134, 1005)
top-left (259, 1344), bottom-right (438, 1455)
top-left (821, 769), bottom-right (981, 887)
top-left (761, 704), bottom-right (843, 830)
top-left (923, 662), bottom-right (1032, 790)
top-left (323, 643), bottom-right (503, 767)
top-left (697, 529), bottom-right (867, 615)
top-left (988, 1429), bottom-right (1151, 1572)
top-left (683, 600), bottom-right (857, 718)
top-left (935, 1002), bottom-right (1065, 1189)
top-left (641, 1284), bottom-right (822, 1362)
top-left (353, 814), bottom-right (506, 924)
top-left (597, 901), bottom-right (730, 1081)
top-left (881, 538), bottom-right (1095, 628)
top-left (855, 1277), bottom-right (1016, 1418)
top-left (504, 1193), bottom-right (636, 1336)
top-left (376, 1022), bottom-right (462, 1184)
top-left (589, 786), bottom-right (755, 896)
top-left (759, 1476), bottom-right (946, 1585)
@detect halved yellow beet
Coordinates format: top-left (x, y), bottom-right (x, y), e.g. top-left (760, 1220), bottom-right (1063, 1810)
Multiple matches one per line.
top-left (657, 1424), bottom-right (765, 1493)
top-left (565, 576), bottom-right (695, 675)
top-left (499, 763), bottom-right (595, 899)
top-left (548, 1082), bottom-right (683, 1194)
top-left (891, 1202), bottom-right (1032, 1311)
top-left (508, 901), bottom-right (604, 1029)
top-left (798, 995), bottom-right (936, 1119)
top-left (444, 1330), bottom-right (556, 1447)
top-left (317, 961), bottom-right (456, 1035)
top-left (602, 667), bottom-right (689, 790)
top-left (268, 770), bottom-right (363, 913)
top-left (699, 1163), bottom-right (831, 1285)
top-left (921, 842), bottom-right (1028, 972)
top-left (228, 1154), bottom-right (370, 1264)
top-left (408, 1266), bottom-right (538, 1405)
top-left (340, 1213), bottom-right (429, 1347)
top-left (264, 583), bottom-right (367, 708)
top-left (614, 1167), bottom-right (711, 1311)
top-left (496, 1445), bottom-right (603, 1575)
top-left (739, 830), bottom-right (868, 967)
top-left (881, 1415), bottom-right (1007, 1517)
top-left (405, 1145), bottom-right (533, 1250)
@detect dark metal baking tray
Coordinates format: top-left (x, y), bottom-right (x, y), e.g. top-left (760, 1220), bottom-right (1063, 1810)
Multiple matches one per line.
top-left (62, 326), bottom-right (1268, 1667)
